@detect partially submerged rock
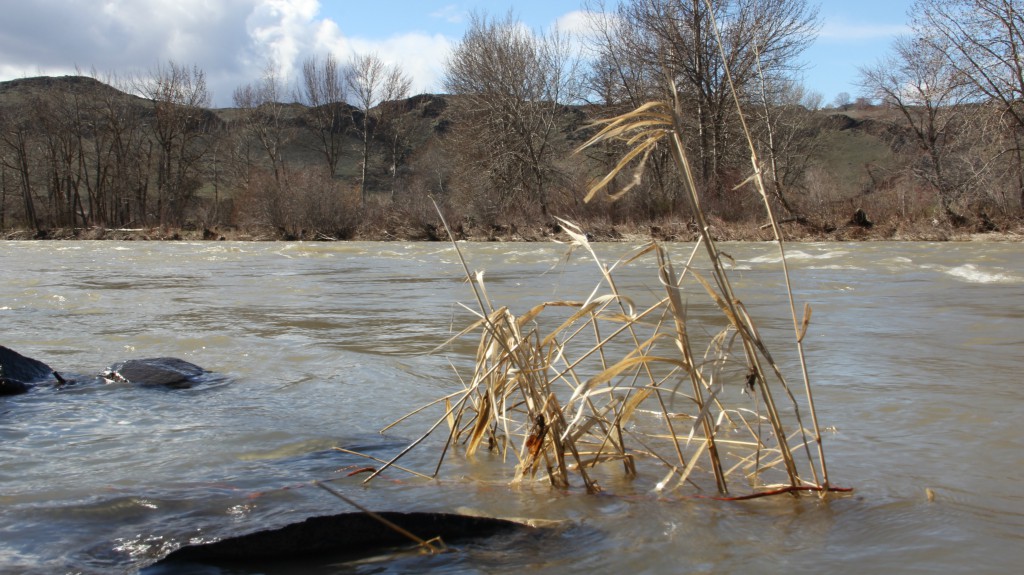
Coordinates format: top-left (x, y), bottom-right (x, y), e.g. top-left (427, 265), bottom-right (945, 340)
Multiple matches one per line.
top-left (0, 376), bottom-right (33, 396)
top-left (154, 511), bottom-right (530, 565)
top-left (0, 345), bottom-right (57, 396)
top-left (1, 345), bottom-right (220, 395)
top-left (102, 357), bottom-right (208, 389)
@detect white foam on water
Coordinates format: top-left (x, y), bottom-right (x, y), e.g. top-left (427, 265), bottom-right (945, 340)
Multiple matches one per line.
top-left (809, 264), bottom-right (866, 271)
top-left (946, 264), bottom-right (1021, 284)
top-left (748, 249), bottom-right (848, 264)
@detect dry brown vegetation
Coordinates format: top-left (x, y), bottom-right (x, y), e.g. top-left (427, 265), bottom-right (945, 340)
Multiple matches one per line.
top-left (365, 224), bottom-right (843, 497)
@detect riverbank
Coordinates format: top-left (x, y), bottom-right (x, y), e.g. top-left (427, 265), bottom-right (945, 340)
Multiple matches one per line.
top-left (4, 216), bottom-right (1023, 242)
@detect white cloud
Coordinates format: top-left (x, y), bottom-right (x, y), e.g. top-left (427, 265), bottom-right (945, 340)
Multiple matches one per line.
top-left (0, 0), bottom-right (260, 103)
top-left (430, 4), bottom-right (465, 25)
top-left (309, 30), bottom-right (454, 95)
top-left (0, 0), bottom-right (457, 104)
top-left (0, 1), bottom-right (605, 104)
top-left (554, 10), bottom-right (598, 35)
top-left (244, 0), bottom-right (320, 81)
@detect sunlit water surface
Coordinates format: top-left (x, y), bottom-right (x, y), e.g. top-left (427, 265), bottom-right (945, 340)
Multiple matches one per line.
top-left (1, 240), bottom-right (1021, 574)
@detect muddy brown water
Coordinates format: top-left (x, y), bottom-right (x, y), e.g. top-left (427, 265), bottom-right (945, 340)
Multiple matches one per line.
top-left (1, 240), bottom-right (1021, 574)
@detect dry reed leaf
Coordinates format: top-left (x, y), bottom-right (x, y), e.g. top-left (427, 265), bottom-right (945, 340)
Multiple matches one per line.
top-left (798, 303), bottom-right (812, 342)
top-left (445, 397), bottom-right (454, 432)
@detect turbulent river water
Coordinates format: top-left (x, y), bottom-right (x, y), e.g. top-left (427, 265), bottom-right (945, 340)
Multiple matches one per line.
top-left (1, 240), bottom-right (1021, 574)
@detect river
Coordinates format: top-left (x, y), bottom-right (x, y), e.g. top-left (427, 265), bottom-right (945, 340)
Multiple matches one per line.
top-left (1, 240), bottom-right (1021, 574)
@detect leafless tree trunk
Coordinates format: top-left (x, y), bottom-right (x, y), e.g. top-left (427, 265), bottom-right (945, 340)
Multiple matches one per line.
top-left (0, 111), bottom-right (40, 231)
top-left (95, 71), bottom-right (152, 227)
top-left (136, 61), bottom-right (212, 227)
top-left (298, 53), bottom-right (348, 176)
top-left (233, 63), bottom-right (291, 186)
top-left (860, 35), bottom-right (980, 222)
top-left (752, 76), bottom-right (818, 221)
top-left (607, 0), bottom-right (819, 205)
top-left (233, 62), bottom-right (296, 233)
top-left (912, 0), bottom-right (1024, 210)
top-left (346, 52), bottom-right (412, 207)
top-left (34, 82), bottom-right (93, 229)
top-left (444, 11), bottom-right (582, 223)
top-left (582, 2), bottom-right (679, 220)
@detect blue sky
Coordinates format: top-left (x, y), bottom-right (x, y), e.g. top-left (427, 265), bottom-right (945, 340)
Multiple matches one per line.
top-left (0, 0), bottom-right (914, 106)
top-left (315, 0), bottom-right (915, 103)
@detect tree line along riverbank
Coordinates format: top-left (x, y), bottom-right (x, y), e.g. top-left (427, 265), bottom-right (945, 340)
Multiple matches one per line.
top-left (3, 3), bottom-right (1024, 241)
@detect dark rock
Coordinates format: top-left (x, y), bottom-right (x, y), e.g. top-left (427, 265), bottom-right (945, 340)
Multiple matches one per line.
top-left (0, 377), bottom-right (32, 396)
top-left (978, 211), bottom-right (998, 232)
top-left (2, 346), bottom-right (221, 394)
top-left (103, 357), bottom-right (207, 389)
top-left (850, 208), bottom-right (874, 229)
top-left (0, 345), bottom-right (54, 383)
top-left (0, 345), bottom-right (56, 396)
top-left (154, 511), bottom-right (530, 565)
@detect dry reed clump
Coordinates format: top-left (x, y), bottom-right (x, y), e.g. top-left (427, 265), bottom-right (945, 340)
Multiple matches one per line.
top-left (362, 3), bottom-right (841, 499)
top-left (364, 220), bottom-right (838, 498)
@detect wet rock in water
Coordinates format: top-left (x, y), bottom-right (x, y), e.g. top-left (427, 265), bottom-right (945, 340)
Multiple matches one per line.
top-left (0, 345), bottom-right (56, 396)
top-left (153, 511), bottom-right (530, 565)
top-left (103, 357), bottom-right (208, 389)
top-left (0, 376), bottom-right (33, 396)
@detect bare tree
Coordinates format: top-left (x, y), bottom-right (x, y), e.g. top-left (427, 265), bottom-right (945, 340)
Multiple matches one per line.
top-left (582, 2), bottom-right (681, 220)
top-left (346, 52), bottom-right (412, 206)
top-left (377, 94), bottom-right (417, 200)
top-left (861, 35), bottom-right (990, 223)
top-left (912, 0), bottom-right (1024, 209)
top-left (32, 84), bottom-right (85, 228)
top-left (298, 53), bottom-right (348, 176)
top-left (913, 0), bottom-right (1024, 123)
top-left (612, 0), bottom-right (819, 199)
top-left (232, 62), bottom-right (296, 232)
top-left (752, 76), bottom-right (819, 221)
top-left (135, 61), bottom-right (212, 226)
top-left (0, 109), bottom-right (39, 231)
top-left (95, 71), bottom-right (154, 227)
top-left (444, 11), bottom-right (582, 223)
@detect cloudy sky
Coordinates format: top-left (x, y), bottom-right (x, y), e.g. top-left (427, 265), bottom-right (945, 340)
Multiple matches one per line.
top-left (0, 0), bottom-right (912, 107)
